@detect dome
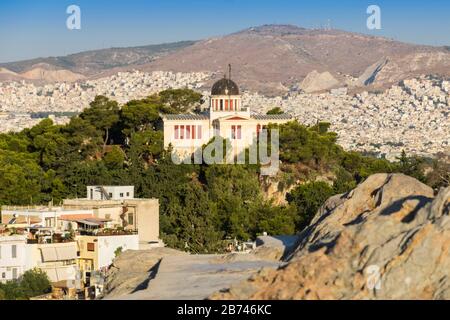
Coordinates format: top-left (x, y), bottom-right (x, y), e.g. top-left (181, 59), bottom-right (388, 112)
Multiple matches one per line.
top-left (211, 78), bottom-right (239, 96)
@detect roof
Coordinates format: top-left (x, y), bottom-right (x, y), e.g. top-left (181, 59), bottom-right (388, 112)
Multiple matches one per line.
top-left (211, 78), bottom-right (240, 95)
top-left (59, 214), bottom-right (94, 221)
top-left (162, 114), bottom-right (209, 121)
top-left (252, 114), bottom-right (293, 120)
top-left (7, 217), bottom-right (41, 225)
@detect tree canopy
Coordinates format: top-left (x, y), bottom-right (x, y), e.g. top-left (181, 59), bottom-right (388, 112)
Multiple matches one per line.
top-left (0, 89), bottom-right (444, 253)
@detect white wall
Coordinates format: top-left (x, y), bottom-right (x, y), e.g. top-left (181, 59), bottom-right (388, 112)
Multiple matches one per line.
top-left (0, 236), bottom-right (27, 283)
top-left (97, 235), bottom-right (139, 269)
top-left (87, 186), bottom-right (135, 200)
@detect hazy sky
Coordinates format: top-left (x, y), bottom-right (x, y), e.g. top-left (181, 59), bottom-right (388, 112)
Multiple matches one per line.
top-left (0, 0), bottom-right (449, 63)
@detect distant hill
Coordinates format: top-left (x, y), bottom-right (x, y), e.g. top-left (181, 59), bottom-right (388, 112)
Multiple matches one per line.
top-left (1, 25), bottom-right (449, 93)
top-left (0, 41), bottom-right (196, 76)
top-left (139, 25), bottom-right (450, 94)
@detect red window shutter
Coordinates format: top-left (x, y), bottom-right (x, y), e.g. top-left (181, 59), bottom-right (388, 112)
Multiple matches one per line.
top-left (231, 125), bottom-right (236, 139)
top-left (180, 125), bottom-right (184, 139)
top-left (237, 125), bottom-right (242, 139)
top-left (225, 100), bottom-right (229, 111)
top-left (175, 125), bottom-right (179, 139)
top-left (230, 99), bottom-right (234, 110)
top-left (197, 125), bottom-right (202, 139)
top-left (192, 125), bottom-right (196, 139)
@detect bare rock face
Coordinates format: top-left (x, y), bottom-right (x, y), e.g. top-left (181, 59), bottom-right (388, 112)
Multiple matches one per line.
top-left (356, 57), bottom-right (389, 86)
top-left (20, 64), bottom-right (85, 82)
top-left (211, 174), bottom-right (450, 300)
top-left (104, 247), bottom-right (186, 298)
top-left (300, 70), bottom-right (341, 93)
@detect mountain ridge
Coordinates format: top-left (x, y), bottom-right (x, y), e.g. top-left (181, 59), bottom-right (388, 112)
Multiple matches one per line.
top-left (1, 25), bottom-right (449, 94)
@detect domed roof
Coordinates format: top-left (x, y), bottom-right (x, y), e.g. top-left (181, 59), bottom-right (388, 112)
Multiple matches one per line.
top-left (211, 77), bottom-right (240, 96)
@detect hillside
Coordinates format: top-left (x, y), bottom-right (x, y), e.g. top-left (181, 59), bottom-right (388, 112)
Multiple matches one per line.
top-left (211, 174), bottom-right (450, 300)
top-left (0, 41), bottom-right (196, 78)
top-left (1, 25), bottom-right (449, 93)
top-left (140, 25), bottom-right (450, 94)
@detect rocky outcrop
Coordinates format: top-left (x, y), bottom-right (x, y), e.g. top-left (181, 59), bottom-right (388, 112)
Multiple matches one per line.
top-left (300, 70), bottom-right (341, 93)
top-left (356, 57), bottom-right (389, 86)
top-left (20, 64), bottom-right (85, 82)
top-left (211, 174), bottom-right (450, 300)
top-left (104, 247), bottom-right (186, 298)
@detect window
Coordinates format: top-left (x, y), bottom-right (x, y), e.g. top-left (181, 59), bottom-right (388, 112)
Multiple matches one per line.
top-left (128, 213), bottom-right (134, 225)
top-left (225, 99), bottom-right (229, 111)
top-left (192, 126), bottom-right (196, 139)
top-left (175, 125), bottom-right (179, 139)
top-left (87, 243), bottom-right (95, 252)
top-left (12, 268), bottom-right (17, 280)
top-left (220, 100), bottom-right (223, 111)
top-left (180, 125), bottom-right (185, 139)
top-left (120, 193), bottom-right (124, 198)
top-left (231, 125), bottom-right (242, 140)
top-left (1, 272), bottom-right (5, 279)
top-left (186, 125), bottom-right (191, 140)
top-left (230, 99), bottom-right (234, 110)
top-left (90, 189), bottom-right (93, 200)
top-left (126, 192), bottom-right (130, 197)
top-left (11, 245), bottom-right (17, 258)
top-left (109, 193), bottom-right (113, 198)
top-left (197, 125), bottom-right (202, 139)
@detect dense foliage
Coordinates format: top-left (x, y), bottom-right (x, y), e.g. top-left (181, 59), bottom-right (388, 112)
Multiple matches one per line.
top-left (0, 90), bottom-right (445, 253)
top-left (0, 269), bottom-right (51, 300)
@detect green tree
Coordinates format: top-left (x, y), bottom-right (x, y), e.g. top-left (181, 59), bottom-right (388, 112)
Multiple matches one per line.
top-left (19, 269), bottom-right (52, 299)
top-left (266, 107), bottom-right (284, 115)
top-left (158, 89), bottom-right (203, 113)
top-left (0, 269), bottom-right (51, 300)
top-left (287, 181), bottom-right (335, 231)
top-left (103, 146), bottom-right (125, 170)
top-left (79, 96), bottom-right (120, 153)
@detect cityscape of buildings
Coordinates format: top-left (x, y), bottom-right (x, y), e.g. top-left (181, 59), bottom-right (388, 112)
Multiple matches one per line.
top-left (0, 185), bottom-right (160, 300)
top-left (0, 71), bottom-right (448, 159)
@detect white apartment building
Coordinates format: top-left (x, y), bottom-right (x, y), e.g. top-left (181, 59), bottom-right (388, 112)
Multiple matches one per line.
top-left (1, 207), bottom-right (94, 229)
top-left (86, 186), bottom-right (135, 200)
top-left (0, 235), bottom-right (27, 283)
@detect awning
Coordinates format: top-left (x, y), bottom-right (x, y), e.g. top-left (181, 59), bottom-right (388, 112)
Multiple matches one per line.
top-left (40, 247), bottom-right (58, 262)
top-left (40, 244), bottom-right (77, 262)
top-left (44, 268), bottom-right (58, 282)
top-left (40, 266), bottom-right (77, 283)
top-left (56, 245), bottom-right (77, 260)
top-left (78, 220), bottom-right (101, 226)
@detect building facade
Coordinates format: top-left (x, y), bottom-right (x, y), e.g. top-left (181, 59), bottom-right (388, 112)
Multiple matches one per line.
top-left (162, 72), bottom-right (292, 159)
top-left (86, 186), bottom-right (135, 201)
top-left (0, 235), bottom-right (27, 283)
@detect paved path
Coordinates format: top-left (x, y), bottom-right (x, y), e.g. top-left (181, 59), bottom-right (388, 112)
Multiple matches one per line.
top-left (120, 254), bottom-right (280, 300)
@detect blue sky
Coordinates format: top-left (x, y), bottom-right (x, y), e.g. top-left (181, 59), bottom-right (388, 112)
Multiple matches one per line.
top-left (0, 0), bottom-right (449, 63)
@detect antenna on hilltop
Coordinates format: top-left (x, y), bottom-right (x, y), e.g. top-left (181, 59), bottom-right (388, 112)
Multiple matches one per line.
top-left (228, 64), bottom-right (232, 80)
